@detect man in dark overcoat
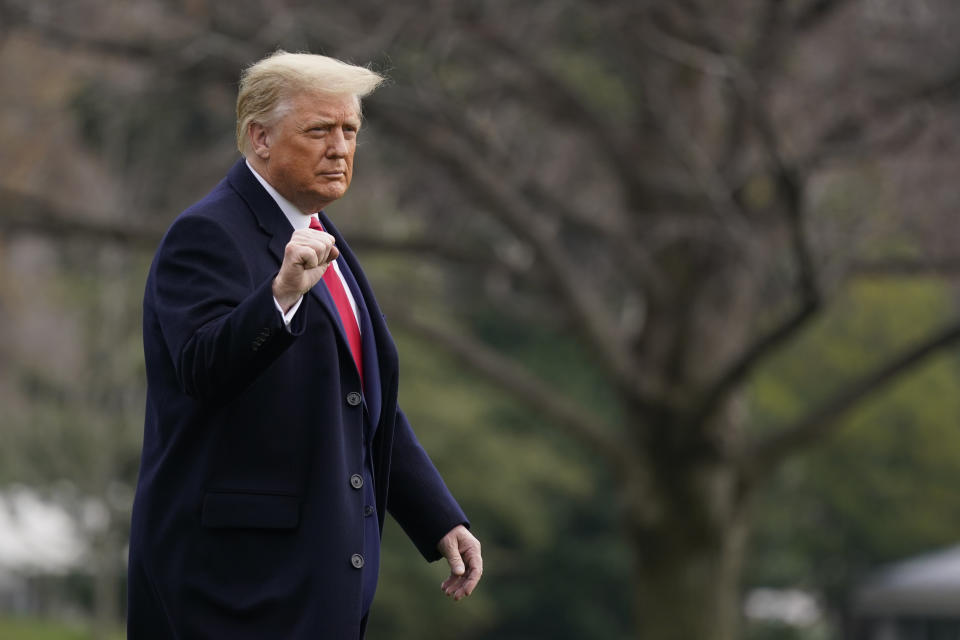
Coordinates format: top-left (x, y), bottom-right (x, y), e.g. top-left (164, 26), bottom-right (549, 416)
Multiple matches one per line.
top-left (127, 50), bottom-right (482, 639)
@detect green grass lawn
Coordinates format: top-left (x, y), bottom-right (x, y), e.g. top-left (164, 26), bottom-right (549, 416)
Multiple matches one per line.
top-left (0, 617), bottom-right (124, 640)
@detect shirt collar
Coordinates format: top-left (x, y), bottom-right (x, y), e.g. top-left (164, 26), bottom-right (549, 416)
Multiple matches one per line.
top-left (245, 159), bottom-right (316, 231)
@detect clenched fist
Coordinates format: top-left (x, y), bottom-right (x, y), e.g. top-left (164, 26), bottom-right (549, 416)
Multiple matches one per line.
top-left (272, 227), bottom-right (340, 312)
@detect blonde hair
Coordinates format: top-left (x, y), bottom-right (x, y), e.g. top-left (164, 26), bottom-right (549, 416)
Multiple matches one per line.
top-left (236, 50), bottom-right (385, 154)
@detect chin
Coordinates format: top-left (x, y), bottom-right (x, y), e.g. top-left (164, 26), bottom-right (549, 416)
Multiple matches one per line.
top-left (319, 188), bottom-right (347, 202)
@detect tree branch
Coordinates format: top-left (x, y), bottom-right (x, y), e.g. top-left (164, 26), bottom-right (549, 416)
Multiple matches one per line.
top-left (745, 319), bottom-right (960, 479)
top-left (3, 3), bottom-right (161, 60)
top-left (848, 257), bottom-right (960, 278)
top-left (686, 171), bottom-right (820, 429)
top-left (633, 23), bottom-right (760, 246)
top-left (794, 0), bottom-right (857, 32)
top-left (389, 309), bottom-right (638, 477)
top-left (0, 187), bottom-right (497, 267)
top-left (804, 64), bottom-right (960, 170)
top-left (689, 26), bottom-right (824, 430)
top-left (0, 188), bottom-right (166, 249)
top-left (5, 4), bottom-right (253, 83)
top-left (370, 99), bottom-right (649, 398)
top-left (638, 21), bottom-right (737, 79)
top-left (642, 79), bottom-right (753, 244)
top-left (470, 24), bottom-right (648, 212)
top-left (374, 85), bottom-right (664, 300)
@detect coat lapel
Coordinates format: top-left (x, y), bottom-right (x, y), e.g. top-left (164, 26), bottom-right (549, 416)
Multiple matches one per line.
top-left (333, 248), bottom-right (382, 428)
top-left (227, 159), bottom-right (291, 266)
top-left (318, 211), bottom-right (398, 427)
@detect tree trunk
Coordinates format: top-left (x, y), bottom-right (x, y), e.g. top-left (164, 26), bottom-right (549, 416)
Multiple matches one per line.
top-left (628, 460), bottom-right (751, 640)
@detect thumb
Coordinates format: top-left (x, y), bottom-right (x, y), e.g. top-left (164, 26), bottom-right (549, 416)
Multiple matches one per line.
top-left (446, 546), bottom-right (465, 576)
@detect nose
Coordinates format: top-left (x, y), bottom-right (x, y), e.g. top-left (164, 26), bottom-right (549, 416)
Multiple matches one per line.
top-left (326, 128), bottom-right (349, 157)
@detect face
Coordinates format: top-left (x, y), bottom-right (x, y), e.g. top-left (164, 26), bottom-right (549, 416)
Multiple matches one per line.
top-left (251, 92), bottom-right (361, 213)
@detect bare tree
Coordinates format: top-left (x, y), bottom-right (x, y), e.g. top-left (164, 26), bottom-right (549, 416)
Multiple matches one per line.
top-left (3, 0), bottom-right (960, 638)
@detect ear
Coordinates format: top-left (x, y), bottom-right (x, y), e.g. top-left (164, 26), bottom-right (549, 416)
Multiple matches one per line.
top-left (249, 122), bottom-right (271, 160)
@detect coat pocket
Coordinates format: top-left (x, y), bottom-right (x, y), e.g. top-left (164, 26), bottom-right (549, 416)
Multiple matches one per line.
top-left (201, 491), bottom-right (300, 529)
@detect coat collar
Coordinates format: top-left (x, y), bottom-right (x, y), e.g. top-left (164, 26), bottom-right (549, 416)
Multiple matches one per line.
top-left (227, 158), bottom-right (292, 266)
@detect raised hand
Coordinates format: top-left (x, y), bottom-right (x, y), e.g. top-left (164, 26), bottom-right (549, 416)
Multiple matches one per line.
top-left (272, 228), bottom-right (340, 312)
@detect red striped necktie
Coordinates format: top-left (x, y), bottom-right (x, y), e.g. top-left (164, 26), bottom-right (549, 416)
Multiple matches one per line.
top-left (310, 216), bottom-right (363, 386)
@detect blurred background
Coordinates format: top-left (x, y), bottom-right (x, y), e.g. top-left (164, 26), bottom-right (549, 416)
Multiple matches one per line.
top-left (2, 0), bottom-right (960, 639)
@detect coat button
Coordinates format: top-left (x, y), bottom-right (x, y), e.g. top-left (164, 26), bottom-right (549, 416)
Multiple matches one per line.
top-left (350, 474), bottom-right (364, 489)
top-left (364, 505), bottom-right (375, 517)
top-left (351, 554), bottom-right (365, 569)
top-left (346, 391), bottom-right (362, 406)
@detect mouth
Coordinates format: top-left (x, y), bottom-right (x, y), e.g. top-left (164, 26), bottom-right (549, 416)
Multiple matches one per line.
top-left (319, 170), bottom-right (346, 178)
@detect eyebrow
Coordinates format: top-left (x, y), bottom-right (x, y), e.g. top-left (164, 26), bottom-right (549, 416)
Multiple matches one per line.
top-left (302, 117), bottom-right (362, 130)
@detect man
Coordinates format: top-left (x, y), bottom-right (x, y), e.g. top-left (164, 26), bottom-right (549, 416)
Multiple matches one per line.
top-left (128, 51), bottom-right (482, 639)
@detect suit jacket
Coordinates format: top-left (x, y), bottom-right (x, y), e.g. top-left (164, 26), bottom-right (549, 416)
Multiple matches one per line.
top-left (128, 159), bottom-right (468, 639)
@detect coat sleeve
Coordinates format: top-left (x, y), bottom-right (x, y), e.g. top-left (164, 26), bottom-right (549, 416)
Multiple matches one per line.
top-left (147, 214), bottom-right (306, 403)
top-left (386, 408), bottom-right (469, 562)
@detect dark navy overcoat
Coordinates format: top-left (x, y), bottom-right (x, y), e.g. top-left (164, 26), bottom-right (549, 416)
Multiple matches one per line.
top-left (128, 159), bottom-right (467, 639)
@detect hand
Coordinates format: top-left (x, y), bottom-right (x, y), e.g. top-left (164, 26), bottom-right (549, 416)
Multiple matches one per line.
top-left (272, 228), bottom-right (340, 311)
top-left (437, 525), bottom-right (482, 602)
